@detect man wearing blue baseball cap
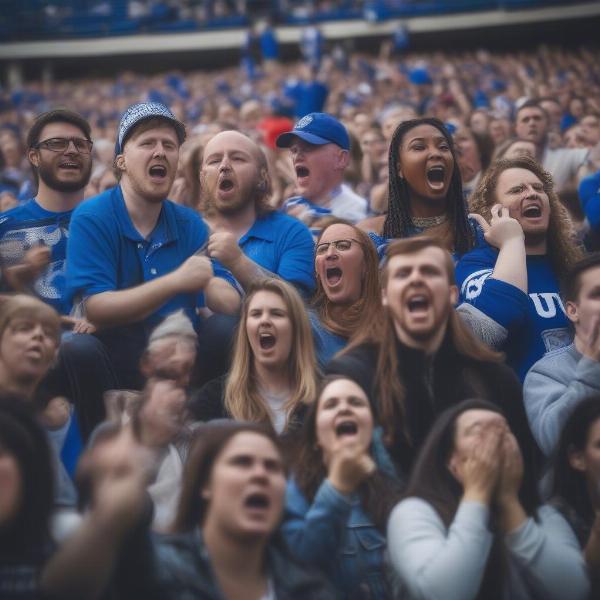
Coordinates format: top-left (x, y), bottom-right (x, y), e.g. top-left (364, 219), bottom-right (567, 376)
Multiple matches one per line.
top-left (65, 102), bottom-right (240, 412)
top-left (277, 112), bottom-right (367, 229)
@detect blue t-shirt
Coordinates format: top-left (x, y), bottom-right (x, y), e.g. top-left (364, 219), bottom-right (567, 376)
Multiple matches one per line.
top-left (240, 210), bottom-right (315, 296)
top-left (0, 199), bottom-right (74, 314)
top-left (456, 242), bottom-right (571, 380)
top-left (309, 310), bottom-right (347, 369)
top-left (66, 185), bottom-right (234, 328)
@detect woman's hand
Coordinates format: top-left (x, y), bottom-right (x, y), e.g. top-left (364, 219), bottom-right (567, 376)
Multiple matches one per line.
top-left (497, 431), bottom-right (524, 504)
top-left (470, 204), bottom-right (524, 250)
top-left (461, 423), bottom-right (503, 505)
top-left (496, 432), bottom-right (527, 534)
top-left (327, 439), bottom-right (376, 495)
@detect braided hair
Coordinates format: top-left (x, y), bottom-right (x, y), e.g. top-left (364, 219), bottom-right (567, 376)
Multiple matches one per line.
top-left (383, 117), bottom-right (473, 255)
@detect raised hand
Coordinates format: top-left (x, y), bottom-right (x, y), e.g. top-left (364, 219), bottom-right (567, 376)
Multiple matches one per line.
top-left (327, 438), bottom-right (376, 495)
top-left (497, 431), bottom-right (524, 505)
top-left (207, 231), bottom-right (243, 270)
top-left (470, 204), bottom-right (524, 250)
top-left (171, 255), bottom-right (213, 293)
top-left (578, 314), bottom-right (600, 363)
top-left (460, 423), bottom-right (504, 505)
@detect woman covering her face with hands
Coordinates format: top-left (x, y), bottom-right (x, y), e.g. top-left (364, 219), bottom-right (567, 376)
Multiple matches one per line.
top-left (387, 399), bottom-right (589, 600)
top-left (283, 375), bottom-right (400, 599)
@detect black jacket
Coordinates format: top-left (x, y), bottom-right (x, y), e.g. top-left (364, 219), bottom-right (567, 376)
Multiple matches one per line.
top-left (326, 333), bottom-right (539, 478)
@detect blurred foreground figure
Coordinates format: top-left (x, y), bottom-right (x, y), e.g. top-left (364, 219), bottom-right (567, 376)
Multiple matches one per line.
top-left (42, 422), bottom-right (336, 599)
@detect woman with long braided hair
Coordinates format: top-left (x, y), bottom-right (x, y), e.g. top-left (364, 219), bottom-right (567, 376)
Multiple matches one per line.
top-left (364, 117), bottom-right (474, 258)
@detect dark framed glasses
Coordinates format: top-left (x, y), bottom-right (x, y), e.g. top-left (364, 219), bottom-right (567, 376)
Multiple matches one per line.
top-left (34, 137), bottom-right (93, 154)
top-left (315, 238), bottom-right (361, 255)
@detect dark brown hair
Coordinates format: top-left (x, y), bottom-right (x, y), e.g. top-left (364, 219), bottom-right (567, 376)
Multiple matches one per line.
top-left (562, 253), bottom-right (600, 303)
top-left (172, 421), bottom-right (284, 533)
top-left (26, 108), bottom-right (92, 149)
top-left (292, 374), bottom-right (401, 532)
top-left (404, 398), bottom-right (540, 600)
top-left (344, 237), bottom-right (502, 447)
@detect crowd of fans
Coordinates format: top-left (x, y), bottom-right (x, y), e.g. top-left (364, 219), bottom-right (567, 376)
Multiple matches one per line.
top-left (1, 37), bottom-right (600, 599)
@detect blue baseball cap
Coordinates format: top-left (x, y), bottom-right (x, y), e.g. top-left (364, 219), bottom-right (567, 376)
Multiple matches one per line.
top-left (115, 102), bottom-right (186, 155)
top-left (276, 112), bottom-right (350, 151)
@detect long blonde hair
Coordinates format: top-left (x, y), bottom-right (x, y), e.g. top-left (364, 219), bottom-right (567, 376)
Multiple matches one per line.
top-left (224, 278), bottom-right (318, 429)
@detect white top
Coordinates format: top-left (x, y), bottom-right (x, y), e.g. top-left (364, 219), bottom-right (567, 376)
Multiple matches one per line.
top-left (328, 184), bottom-right (368, 222)
top-left (387, 497), bottom-right (589, 600)
top-left (259, 386), bottom-right (290, 434)
top-left (542, 146), bottom-right (588, 191)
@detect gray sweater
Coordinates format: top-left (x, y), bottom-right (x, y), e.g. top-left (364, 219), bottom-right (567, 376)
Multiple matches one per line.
top-left (387, 498), bottom-right (589, 600)
top-left (523, 343), bottom-right (600, 456)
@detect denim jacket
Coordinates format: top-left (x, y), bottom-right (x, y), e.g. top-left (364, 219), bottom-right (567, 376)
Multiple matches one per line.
top-left (283, 478), bottom-right (390, 600)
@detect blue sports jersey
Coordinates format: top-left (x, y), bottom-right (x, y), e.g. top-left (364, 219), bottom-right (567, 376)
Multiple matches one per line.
top-left (0, 199), bottom-right (73, 314)
top-left (456, 242), bottom-right (571, 380)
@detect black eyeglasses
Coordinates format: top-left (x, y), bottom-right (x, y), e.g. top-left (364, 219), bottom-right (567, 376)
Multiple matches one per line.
top-left (315, 238), bottom-right (361, 255)
top-left (34, 137), bottom-right (93, 154)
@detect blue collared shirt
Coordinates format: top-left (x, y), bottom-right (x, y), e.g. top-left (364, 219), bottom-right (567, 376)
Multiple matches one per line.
top-left (240, 210), bottom-right (315, 296)
top-left (66, 185), bottom-right (234, 327)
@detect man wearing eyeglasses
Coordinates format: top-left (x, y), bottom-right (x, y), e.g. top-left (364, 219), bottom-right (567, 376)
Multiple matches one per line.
top-left (0, 108), bottom-right (94, 324)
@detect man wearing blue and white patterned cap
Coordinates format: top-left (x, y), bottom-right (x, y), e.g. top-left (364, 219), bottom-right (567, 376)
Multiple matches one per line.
top-left (65, 102), bottom-right (240, 401)
top-left (277, 112), bottom-right (367, 232)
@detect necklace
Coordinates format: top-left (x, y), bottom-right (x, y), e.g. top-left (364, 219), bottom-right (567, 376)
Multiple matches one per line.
top-left (412, 214), bottom-right (447, 228)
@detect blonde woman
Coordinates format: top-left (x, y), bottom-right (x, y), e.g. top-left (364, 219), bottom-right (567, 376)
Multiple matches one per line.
top-left (189, 278), bottom-right (318, 435)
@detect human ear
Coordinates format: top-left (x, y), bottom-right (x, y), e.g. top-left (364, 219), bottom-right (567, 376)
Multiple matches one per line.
top-left (449, 285), bottom-right (459, 306)
top-left (568, 449), bottom-right (586, 472)
top-left (565, 300), bottom-right (579, 325)
top-left (115, 155), bottom-right (126, 172)
top-left (28, 148), bottom-right (40, 168)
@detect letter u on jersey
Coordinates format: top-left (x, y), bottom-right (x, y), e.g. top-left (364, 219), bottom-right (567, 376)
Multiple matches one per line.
top-left (529, 293), bottom-right (566, 318)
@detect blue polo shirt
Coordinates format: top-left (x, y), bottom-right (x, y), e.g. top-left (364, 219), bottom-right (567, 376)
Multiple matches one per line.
top-left (240, 210), bottom-right (315, 296)
top-left (0, 199), bottom-right (73, 314)
top-left (66, 185), bottom-right (232, 328)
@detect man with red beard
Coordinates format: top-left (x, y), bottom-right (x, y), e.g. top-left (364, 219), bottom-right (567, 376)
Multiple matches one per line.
top-left (0, 109), bottom-right (94, 320)
top-left (196, 129), bottom-right (314, 383)
top-left (326, 236), bottom-right (536, 480)
top-left (201, 130), bottom-right (314, 295)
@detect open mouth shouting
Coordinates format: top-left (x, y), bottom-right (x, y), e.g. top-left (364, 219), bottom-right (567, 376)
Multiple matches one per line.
top-left (521, 200), bottom-right (543, 219)
top-left (243, 491), bottom-right (271, 512)
top-left (426, 165), bottom-right (447, 191)
top-left (335, 419), bottom-right (359, 438)
top-left (58, 160), bottom-right (81, 172)
top-left (295, 164), bottom-right (310, 184)
top-left (259, 331), bottom-right (276, 350)
top-left (148, 164), bottom-right (168, 182)
top-left (325, 266), bottom-right (343, 287)
top-left (218, 175), bottom-right (235, 195)
top-left (406, 293), bottom-right (430, 315)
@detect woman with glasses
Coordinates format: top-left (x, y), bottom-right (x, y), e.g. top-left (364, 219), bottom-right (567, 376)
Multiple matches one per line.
top-left (311, 220), bottom-right (381, 367)
top-left (188, 278), bottom-right (318, 436)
